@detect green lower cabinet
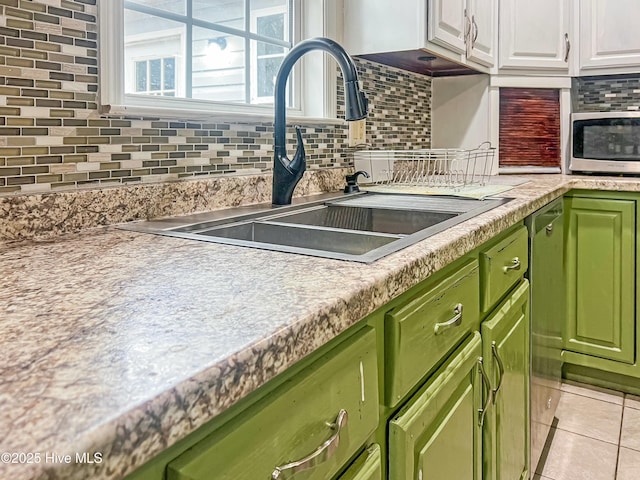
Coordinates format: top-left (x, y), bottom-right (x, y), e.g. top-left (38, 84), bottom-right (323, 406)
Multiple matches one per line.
top-left (481, 280), bottom-right (530, 480)
top-left (564, 196), bottom-right (635, 364)
top-left (166, 327), bottom-right (379, 480)
top-left (388, 332), bottom-right (484, 480)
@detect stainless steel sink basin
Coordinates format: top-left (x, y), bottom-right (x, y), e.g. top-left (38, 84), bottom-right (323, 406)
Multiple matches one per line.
top-left (121, 192), bottom-right (512, 262)
top-left (266, 205), bottom-right (457, 235)
top-left (190, 221), bottom-right (398, 256)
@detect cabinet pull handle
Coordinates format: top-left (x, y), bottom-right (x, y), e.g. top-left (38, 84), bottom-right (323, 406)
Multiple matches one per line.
top-left (478, 357), bottom-right (492, 427)
top-left (491, 341), bottom-right (505, 404)
top-left (545, 223), bottom-right (554, 235)
top-left (472, 15), bottom-right (478, 46)
top-left (271, 409), bottom-right (348, 479)
top-left (503, 257), bottom-right (521, 273)
top-left (434, 303), bottom-right (463, 335)
top-left (564, 33), bottom-right (571, 62)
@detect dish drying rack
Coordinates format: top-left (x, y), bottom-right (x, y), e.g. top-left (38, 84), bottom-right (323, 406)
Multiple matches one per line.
top-left (353, 142), bottom-right (495, 189)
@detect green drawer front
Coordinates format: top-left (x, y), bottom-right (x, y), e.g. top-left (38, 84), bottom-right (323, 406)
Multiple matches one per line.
top-left (167, 328), bottom-right (379, 480)
top-left (480, 226), bottom-right (528, 313)
top-left (385, 258), bottom-right (480, 407)
top-left (339, 444), bottom-right (382, 480)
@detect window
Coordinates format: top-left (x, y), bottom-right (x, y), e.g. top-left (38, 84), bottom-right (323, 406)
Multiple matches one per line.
top-left (134, 57), bottom-right (177, 96)
top-left (100, 0), bottom-right (341, 120)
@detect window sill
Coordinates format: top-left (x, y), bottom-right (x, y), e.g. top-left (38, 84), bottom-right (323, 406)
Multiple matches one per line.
top-left (101, 103), bottom-right (346, 126)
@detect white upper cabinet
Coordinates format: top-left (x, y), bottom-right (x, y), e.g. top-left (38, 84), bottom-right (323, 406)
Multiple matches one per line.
top-left (580, 0), bottom-right (640, 74)
top-left (342, 0), bottom-right (496, 71)
top-left (428, 0), bottom-right (467, 55)
top-left (499, 0), bottom-right (571, 72)
top-left (466, 0), bottom-right (497, 67)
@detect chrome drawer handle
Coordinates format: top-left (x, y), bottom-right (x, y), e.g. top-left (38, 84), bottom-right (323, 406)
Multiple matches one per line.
top-left (434, 303), bottom-right (463, 335)
top-left (271, 409), bottom-right (348, 479)
top-left (503, 257), bottom-right (521, 273)
top-left (545, 223), bottom-right (554, 235)
top-left (478, 357), bottom-right (492, 427)
top-left (491, 341), bottom-right (505, 404)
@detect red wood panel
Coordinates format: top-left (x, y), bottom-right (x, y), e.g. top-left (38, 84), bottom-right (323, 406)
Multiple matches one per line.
top-left (499, 88), bottom-right (561, 167)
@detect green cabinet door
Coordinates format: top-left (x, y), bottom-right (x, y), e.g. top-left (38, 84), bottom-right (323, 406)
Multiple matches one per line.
top-left (482, 280), bottom-right (530, 480)
top-left (389, 332), bottom-right (485, 480)
top-left (565, 197), bottom-right (635, 364)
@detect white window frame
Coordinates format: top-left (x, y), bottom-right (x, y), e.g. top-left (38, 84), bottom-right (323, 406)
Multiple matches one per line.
top-left (99, 0), bottom-right (343, 123)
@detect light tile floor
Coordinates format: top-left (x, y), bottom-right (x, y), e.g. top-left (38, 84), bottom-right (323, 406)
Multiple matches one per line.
top-left (535, 382), bottom-right (640, 480)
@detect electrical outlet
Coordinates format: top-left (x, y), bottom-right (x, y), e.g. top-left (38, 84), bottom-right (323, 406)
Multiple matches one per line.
top-left (348, 119), bottom-right (366, 147)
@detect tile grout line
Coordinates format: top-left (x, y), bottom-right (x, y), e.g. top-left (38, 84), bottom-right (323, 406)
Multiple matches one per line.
top-left (552, 424), bottom-right (623, 448)
top-left (561, 387), bottom-right (625, 406)
top-left (614, 396), bottom-right (626, 479)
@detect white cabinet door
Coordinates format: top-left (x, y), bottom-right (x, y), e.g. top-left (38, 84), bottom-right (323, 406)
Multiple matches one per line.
top-left (466, 0), bottom-right (496, 67)
top-left (499, 0), bottom-right (571, 71)
top-left (580, 0), bottom-right (640, 73)
top-left (428, 0), bottom-right (467, 55)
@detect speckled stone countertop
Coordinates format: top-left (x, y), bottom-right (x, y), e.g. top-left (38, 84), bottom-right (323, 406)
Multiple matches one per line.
top-left (2, 174), bottom-right (640, 479)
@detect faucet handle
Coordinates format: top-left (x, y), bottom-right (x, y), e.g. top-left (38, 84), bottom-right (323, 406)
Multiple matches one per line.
top-left (287, 126), bottom-right (306, 174)
top-left (344, 170), bottom-right (370, 193)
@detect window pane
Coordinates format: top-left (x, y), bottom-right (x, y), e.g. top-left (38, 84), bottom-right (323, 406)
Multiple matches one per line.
top-left (250, 0), bottom-right (289, 41)
top-left (135, 61), bottom-right (147, 92)
top-left (251, 38), bottom-right (288, 104)
top-left (257, 13), bottom-right (285, 51)
top-left (164, 57), bottom-right (176, 89)
top-left (122, 0), bottom-right (295, 107)
top-left (257, 56), bottom-right (280, 97)
top-left (149, 59), bottom-right (162, 90)
top-left (192, 26), bottom-right (246, 103)
top-left (193, 0), bottom-right (245, 29)
top-left (128, 0), bottom-right (186, 15)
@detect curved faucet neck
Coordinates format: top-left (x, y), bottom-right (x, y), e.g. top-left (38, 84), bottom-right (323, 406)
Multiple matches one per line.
top-left (274, 37), bottom-right (362, 155)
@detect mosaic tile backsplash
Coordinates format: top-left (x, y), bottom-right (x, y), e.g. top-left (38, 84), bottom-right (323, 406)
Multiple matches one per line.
top-left (0, 0), bottom-right (433, 196)
top-left (574, 74), bottom-right (640, 112)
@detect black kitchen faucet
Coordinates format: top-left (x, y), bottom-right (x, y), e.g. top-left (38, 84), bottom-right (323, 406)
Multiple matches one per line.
top-left (272, 37), bottom-right (369, 205)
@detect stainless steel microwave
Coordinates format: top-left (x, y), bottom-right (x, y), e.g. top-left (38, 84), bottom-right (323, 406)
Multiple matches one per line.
top-left (571, 112), bottom-right (640, 174)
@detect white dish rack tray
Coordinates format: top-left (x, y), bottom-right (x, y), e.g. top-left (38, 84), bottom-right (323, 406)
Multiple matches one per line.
top-left (354, 142), bottom-right (496, 189)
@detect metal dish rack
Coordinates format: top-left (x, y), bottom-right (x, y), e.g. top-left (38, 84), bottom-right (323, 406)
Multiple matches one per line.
top-left (353, 142), bottom-right (496, 189)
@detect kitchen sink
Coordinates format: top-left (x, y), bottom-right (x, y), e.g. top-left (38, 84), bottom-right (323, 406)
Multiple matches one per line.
top-left (121, 192), bottom-right (512, 262)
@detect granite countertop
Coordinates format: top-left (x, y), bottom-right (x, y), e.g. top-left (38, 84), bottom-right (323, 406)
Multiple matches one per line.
top-left (2, 174), bottom-right (640, 480)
